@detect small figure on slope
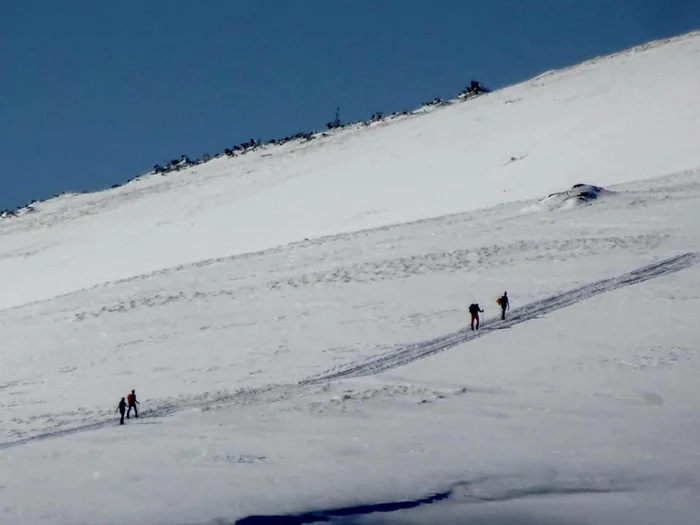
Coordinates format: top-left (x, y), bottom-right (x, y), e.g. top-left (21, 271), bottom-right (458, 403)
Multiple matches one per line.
top-left (117, 397), bottom-right (127, 425)
top-left (497, 291), bottom-right (510, 320)
top-left (126, 389), bottom-right (139, 419)
top-left (469, 303), bottom-right (484, 331)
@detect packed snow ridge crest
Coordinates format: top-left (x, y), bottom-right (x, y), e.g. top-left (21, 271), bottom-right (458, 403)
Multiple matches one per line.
top-left (1, 79), bottom-right (491, 216)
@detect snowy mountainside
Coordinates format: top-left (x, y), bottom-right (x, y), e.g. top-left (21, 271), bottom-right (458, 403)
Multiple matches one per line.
top-left (1, 168), bottom-right (699, 524)
top-left (2, 31), bottom-right (700, 525)
top-left (1, 31), bottom-right (700, 310)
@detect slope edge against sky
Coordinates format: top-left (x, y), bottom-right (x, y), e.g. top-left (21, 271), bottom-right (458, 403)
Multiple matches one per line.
top-left (1, 31), bottom-right (699, 309)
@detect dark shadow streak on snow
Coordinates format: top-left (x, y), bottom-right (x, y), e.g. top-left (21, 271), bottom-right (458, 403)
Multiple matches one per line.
top-left (234, 491), bottom-right (449, 524)
top-left (231, 480), bottom-right (629, 524)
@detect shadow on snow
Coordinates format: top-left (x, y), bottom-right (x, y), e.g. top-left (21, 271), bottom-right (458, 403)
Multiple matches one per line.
top-left (232, 475), bottom-right (632, 524)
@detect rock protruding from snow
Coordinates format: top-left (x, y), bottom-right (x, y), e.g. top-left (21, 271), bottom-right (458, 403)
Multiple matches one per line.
top-left (523, 184), bottom-right (609, 213)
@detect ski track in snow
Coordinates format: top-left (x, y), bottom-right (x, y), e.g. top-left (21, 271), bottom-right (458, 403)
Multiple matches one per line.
top-left (0, 252), bottom-right (696, 452)
top-left (306, 252), bottom-right (699, 382)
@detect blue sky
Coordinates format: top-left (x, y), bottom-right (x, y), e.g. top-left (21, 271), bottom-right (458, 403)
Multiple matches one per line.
top-left (1, 1), bottom-right (698, 211)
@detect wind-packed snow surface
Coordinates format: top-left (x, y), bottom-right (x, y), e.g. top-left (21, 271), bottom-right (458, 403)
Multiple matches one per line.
top-left (1, 32), bottom-right (700, 525)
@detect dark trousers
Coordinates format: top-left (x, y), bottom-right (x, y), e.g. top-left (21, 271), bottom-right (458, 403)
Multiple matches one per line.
top-left (119, 410), bottom-right (125, 425)
top-left (127, 404), bottom-right (138, 418)
top-left (501, 307), bottom-right (507, 320)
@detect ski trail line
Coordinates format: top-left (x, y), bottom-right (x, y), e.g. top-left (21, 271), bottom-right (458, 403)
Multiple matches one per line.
top-left (0, 253), bottom-right (696, 451)
top-left (303, 252), bottom-right (700, 384)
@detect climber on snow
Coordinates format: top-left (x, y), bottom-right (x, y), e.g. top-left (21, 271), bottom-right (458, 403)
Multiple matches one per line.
top-left (469, 303), bottom-right (484, 330)
top-left (126, 389), bottom-right (139, 419)
top-left (497, 291), bottom-right (510, 320)
top-left (117, 397), bottom-right (127, 425)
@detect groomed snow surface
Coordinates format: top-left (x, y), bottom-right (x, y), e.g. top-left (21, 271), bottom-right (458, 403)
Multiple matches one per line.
top-left (2, 31), bottom-right (700, 525)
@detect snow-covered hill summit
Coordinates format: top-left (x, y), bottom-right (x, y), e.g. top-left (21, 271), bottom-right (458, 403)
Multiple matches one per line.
top-left (2, 31), bottom-right (700, 310)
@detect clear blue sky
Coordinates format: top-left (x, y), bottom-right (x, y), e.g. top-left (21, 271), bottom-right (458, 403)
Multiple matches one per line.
top-left (1, 1), bottom-right (698, 211)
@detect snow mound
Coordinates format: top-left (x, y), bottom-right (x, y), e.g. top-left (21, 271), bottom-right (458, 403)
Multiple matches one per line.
top-left (522, 184), bottom-right (610, 213)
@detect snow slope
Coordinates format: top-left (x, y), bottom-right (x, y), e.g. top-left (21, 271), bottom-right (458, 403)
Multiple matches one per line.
top-left (2, 167), bottom-right (699, 525)
top-left (1, 32), bottom-right (700, 525)
top-left (1, 31), bottom-right (700, 310)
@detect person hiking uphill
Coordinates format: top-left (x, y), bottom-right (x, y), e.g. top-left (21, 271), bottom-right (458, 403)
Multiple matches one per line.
top-left (117, 397), bottom-right (127, 425)
top-left (126, 389), bottom-right (139, 419)
top-left (497, 291), bottom-right (510, 320)
top-left (469, 303), bottom-right (484, 330)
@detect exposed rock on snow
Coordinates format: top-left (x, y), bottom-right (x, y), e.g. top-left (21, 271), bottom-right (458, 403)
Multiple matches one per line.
top-left (523, 184), bottom-right (609, 213)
